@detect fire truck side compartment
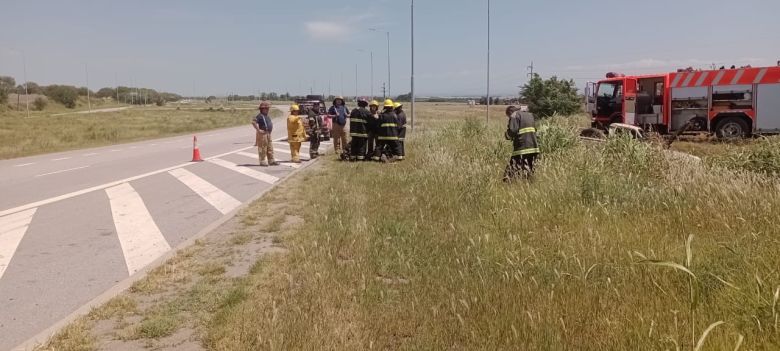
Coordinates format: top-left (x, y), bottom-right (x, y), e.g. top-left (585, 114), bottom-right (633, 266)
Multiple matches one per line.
top-left (671, 87), bottom-right (708, 131)
top-left (756, 83), bottom-right (780, 131)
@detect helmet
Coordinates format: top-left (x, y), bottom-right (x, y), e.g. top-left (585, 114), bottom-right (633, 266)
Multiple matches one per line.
top-left (369, 100), bottom-right (380, 107)
top-left (357, 96), bottom-right (369, 103)
top-left (393, 102), bottom-right (403, 109)
top-left (258, 101), bottom-right (271, 109)
top-left (290, 104), bottom-right (300, 112)
top-left (333, 96), bottom-right (345, 104)
top-left (383, 99), bottom-right (394, 108)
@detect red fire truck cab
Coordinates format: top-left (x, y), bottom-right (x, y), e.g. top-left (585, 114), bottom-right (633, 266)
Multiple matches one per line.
top-left (586, 66), bottom-right (780, 138)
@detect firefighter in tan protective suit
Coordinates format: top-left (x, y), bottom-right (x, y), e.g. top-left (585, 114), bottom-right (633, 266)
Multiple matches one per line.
top-left (287, 104), bottom-right (307, 163)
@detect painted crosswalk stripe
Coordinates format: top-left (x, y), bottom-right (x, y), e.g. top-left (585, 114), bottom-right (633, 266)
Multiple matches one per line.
top-left (0, 208), bottom-right (37, 281)
top-left (235, 151), bottom-right (303, 168)
top-left (208, 158), bottom-right (279, 184)
top-left (168, 168), bottom-right (241, 215)
top-left (106, 183), bottom-right (171, 275)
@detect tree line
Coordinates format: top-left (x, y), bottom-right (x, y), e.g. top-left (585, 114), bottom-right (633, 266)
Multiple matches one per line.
top-left (0, 75), bottom-right (182, 109)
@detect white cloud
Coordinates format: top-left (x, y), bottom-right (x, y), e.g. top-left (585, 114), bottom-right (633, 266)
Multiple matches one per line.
top-left (304, 21), bottom-right (351, 42)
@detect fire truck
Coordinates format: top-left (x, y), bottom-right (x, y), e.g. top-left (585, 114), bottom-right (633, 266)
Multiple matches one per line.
top-left (586, 65), bottom-right (780, 138)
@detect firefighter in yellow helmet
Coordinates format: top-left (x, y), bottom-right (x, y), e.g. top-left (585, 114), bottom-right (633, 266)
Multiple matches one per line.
top-left (286, 104), bottom-right (307, 163)
top-left (366, 100), bottom-right (381, 158)
top-left (372, 99), bottom-right (402, 162)
top-left (504, 105), bottom-right (540, 181)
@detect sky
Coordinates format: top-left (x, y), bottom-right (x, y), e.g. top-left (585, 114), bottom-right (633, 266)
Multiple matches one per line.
top-left (1, 0), bottom-right (779, 97)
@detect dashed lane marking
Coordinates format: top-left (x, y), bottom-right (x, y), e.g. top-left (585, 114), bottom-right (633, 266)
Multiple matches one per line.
top-left (82, 153), bottom-right (99, 157)
top-left (52, 157), bottom-right (71, 161)
top-left (208, 158), bottom-right (279, 184)
top-left (13, 163), bottom-right (35, 167)
top-left (168, 168), bottom-right (241, 215)
top-left (0, 208), bottom-right (37, 281)
top-left (106, 183), bottom-right (171, 275)
top-left (0, 146), bottom-right (253, 218)
top-left (234, 151), bottom-right (302, 168)
top-left (34, 166), bottom-right (90, 178)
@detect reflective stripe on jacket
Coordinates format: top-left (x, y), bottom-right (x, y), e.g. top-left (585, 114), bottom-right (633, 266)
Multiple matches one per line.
top-left (349, 107), bottom-right (370, 138)
top-left (506, 111), bottom-right (539, 156)
top-left (377, 110), bottom-right (400, 141)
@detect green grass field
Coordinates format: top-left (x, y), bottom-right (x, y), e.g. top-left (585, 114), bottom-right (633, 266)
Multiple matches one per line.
top-left (37, 103), bottom-right (780, 350)
top-left (0, 99), bottom-right (281, 159)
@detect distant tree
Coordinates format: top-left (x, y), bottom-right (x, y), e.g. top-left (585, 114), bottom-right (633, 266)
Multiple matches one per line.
top-left (33, 97), bottom-right (48, 111)
top-left (395, 92), bottom-right (412, 102)
top-left (76, 87), bottom-right (91, 96)
top-left (0, 76), bottom-right (15, 104)
top-left (96, 87), bottom-right (116, 99)
top-left (44, 85), bottom-right (79, 108)
top-left (16, 81), bottom-right (42, 95)
top-left (206, 96), bottom-right (217, 103)
top-left (520, 74), bottom-right (581, 118)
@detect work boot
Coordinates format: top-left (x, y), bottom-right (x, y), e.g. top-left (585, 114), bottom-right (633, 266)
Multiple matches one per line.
top-left (259, 160), bottom-right (269, 167)
top-left (268, 160), bottom-right (280, 166)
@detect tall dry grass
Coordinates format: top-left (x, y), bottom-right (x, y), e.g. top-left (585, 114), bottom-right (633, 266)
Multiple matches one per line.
top-left (206, 104), bottom-right (780, 350)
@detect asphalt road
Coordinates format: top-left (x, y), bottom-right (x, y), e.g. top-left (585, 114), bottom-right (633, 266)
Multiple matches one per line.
top-left (0, 109), bottom-right (329, 350)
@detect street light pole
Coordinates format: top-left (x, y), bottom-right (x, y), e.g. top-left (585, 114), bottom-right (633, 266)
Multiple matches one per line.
top-left (85, 63), bottom-right (91, 112)
top-left (22, 51), bottom-right (29, 118)
top-left (411, 0), bottom-right (415, 131)
top-left (486, 0), bottom-right (491, 125)
top-left (370, 28), bottom-right (392, 98)
top-left (355, 63), bottom-right (358, 102)
top-left (370, 50), bottom-right (374, 100)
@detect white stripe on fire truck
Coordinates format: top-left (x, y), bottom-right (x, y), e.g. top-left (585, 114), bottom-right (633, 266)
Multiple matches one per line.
top-left (711, 70), bottom-right (726, 85)
top-left (754, 68), bottom-right (768, 84)
top-left (730, 69), bottom-right (745, 85)
top-left (671, 73), bottom-right (685, 88)
top-left (681, 73), bottom-right (696, 87)
top-left (694, 72), bottom-right (710, 86)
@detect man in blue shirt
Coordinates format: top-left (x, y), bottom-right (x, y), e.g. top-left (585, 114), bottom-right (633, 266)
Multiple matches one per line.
top-left (328, 96), bottom-right (350, 155)
top-left (252, 101), bottom-right (279, 166)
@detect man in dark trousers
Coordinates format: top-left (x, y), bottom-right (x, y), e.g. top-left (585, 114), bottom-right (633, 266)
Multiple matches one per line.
top-left (307, 106), bottom-right (323, 159)
top-left (504, 106), bottom-right (540, 181)
top-left (349, 97), bottom-right (371, 161)
top-left (366, 100), bottom-right (381, 157)
top-left (393, 102), bottom-right (407, 160)
top-left (373, 99), bottom-right (402, 162)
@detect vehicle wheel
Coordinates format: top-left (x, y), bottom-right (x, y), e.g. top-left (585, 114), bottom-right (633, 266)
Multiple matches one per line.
top-left (715, 117), bottom-right (749, 139)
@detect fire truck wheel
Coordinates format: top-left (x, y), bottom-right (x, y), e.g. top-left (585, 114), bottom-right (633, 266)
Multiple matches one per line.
top-left (715, 117), bottom-right (749, 139)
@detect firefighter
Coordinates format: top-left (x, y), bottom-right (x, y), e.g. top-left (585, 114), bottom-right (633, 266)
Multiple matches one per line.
top-left (307, 105), bottom-right (323, 159)
top-left (503, 106), bottom-right (540, 181)
top-left (252, 101), bottom-right (278, 166)
top-left (328, 96), bottom-right (350, 156)
top-left (393, 102), bottom-right (407, 160)
top-left (373, 99), bottom-right (402, 162)
top-left (366, 100), bottom-right (381, 157)
top-left (287, 104), bottom-right (307, 163)
top-left (349, 97), bottom-right (371, 161)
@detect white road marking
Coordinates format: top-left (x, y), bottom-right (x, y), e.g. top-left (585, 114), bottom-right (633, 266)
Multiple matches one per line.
top-left (106, 183), bottom-right (171, 275)
top-left (129, 146), bottom-right (138, 149)
top-left (34, 166), bottom-right (90, 178)
top-left (236, 151), bottom-right (303, 168)
top-left (0, 146), bottom-right (253, 218)
top-left (0, 208), bottom-right (37, 280)
top-left (208, 158), bottom-right (279, 184)
top-left (168, 168), bottom-right (241, 215)
top-left (13, 163), bottom-right (35, 167)
top-left (52, 157), bottom-right (71, 161)
top-left (82, 153), bottom-right (99, 157)
top-left (110, 149), bottom-right (122, 152)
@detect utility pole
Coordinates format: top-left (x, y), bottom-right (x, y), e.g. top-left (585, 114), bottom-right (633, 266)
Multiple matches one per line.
top-left (486, 0), bottom-right (490, 124)
top-left (527, 61), bottom-right (534, 78)
top-left (370, 28), bottom-right (392, 98)
top-left (381, 82), bottom-right (386, 99)
top-left (411, 0), bottom-right (415, 131)
top-left (355, 63), bottom-right (358, 102)
top-left (370, 51), bottom-right (374, 99)
top-left (22, 51), bottom-right (29, 118)
top-left (115, 72), bottom-right (119, 104)
top-left (85, 63), bottom-right (91, 112)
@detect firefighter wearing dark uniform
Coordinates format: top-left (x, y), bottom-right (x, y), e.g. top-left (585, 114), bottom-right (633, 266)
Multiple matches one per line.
top-left (373, 99), bottom-right (402, 162)
top-left (504, 106), bottom-right (540, 181)
top-left (307, 107), bottom-right (323, 159)
top-left (349, 97), bottom-right (371, 161)
top-left (366, 100), bottom-right (381, 157)
top-left (394, 102), bottom-right (407, 160)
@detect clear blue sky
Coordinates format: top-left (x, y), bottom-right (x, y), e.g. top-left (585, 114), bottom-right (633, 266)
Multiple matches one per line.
top-left (1, 0), bottom-right (778, 97)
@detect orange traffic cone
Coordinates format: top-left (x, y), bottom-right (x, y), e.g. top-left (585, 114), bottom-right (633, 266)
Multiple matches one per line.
top-left (191, 135), bottom-right (204, 162)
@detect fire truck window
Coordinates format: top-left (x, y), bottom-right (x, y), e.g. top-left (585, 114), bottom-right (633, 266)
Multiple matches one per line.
top-left (598, 83), bottom-right (617, 98)
top-left (654, 82), bottom-right (663, 97)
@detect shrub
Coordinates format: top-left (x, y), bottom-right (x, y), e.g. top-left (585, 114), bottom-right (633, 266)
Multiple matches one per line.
top-left (44, 85), bottom-right (79, 108)
top-left (33, 97), bottom-right (48, 111)
top-left (520, 74), bottom-right (582, 118)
